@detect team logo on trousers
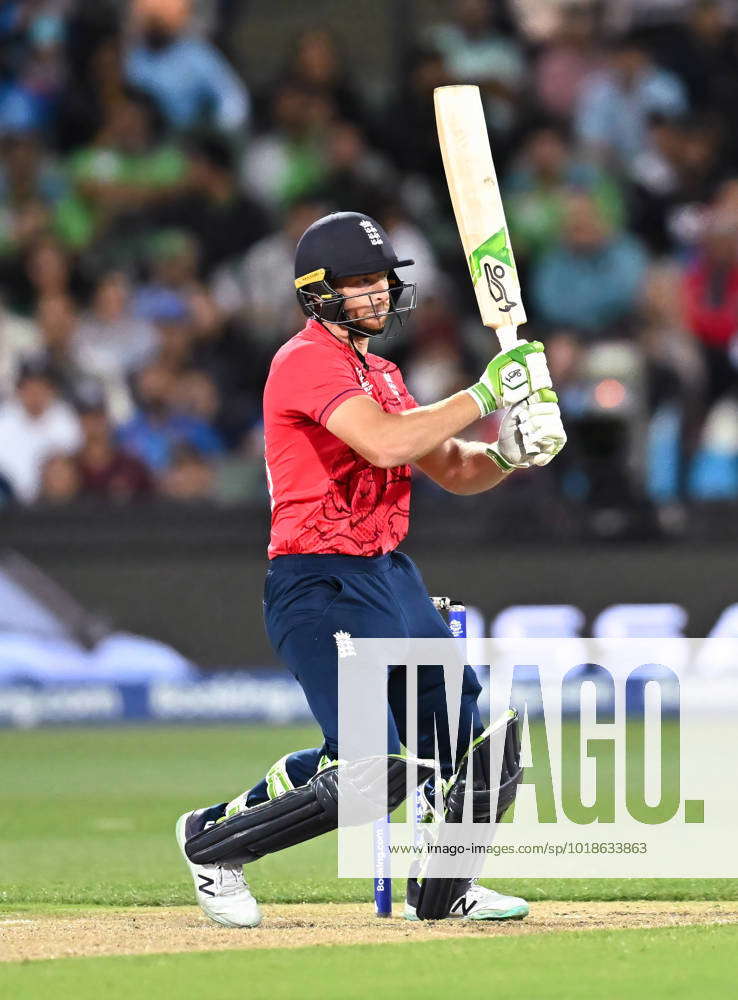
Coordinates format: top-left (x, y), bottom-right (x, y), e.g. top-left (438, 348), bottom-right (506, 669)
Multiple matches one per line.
top-left (334, 631), bottom-right (356, 657)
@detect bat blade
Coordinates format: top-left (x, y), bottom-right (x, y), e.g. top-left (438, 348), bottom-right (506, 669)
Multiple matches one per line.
top-left (434, 85), bottom-right (526, 350)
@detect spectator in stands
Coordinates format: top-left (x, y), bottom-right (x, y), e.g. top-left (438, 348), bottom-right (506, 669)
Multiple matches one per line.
top-left (640, 262), bottom-right (706, 501)
top-left (531, 193), bottom-right (647, 338)
top-left (0, 130), bottom-right (68, 259)
top-left (0, 361), bottom-right (81, 502)
top-left (505, 122), bottom-right (624, 262)
top-left (384, 48), bottom-right (450, 181)
top-left (7, 234), bottom-right (78, 316)
top-left (629, 114), bottom-right (728, 255)
top-left (76, 398), bottom-right (152, 502)
top-left (135, 230), bottom-right (219, 339)
top-left (0, 7), bottom-right (66, 135)
top-left (682, 211), bottom-right (738, 405)
top-left (379, 200), bottom-right (444, 305)
top-left (534, 1), bottom-right (602, 122)
top-left (142, 291), bottom-right (199, 381)
top-left (426, 0), bottom-right (525, 137)
top-left (0, 294), bottom-right (41, 399)
top-left (655, 0), bottom-right (738, 119)
top-left (575, 31), bottom-right (688, 166)
top-left (170, 368), bottom-right (221, 426)
top-left (316, 120), bottom-right (395, 216)
top-left (72, 271), bottom-right (157, 390)
top-left (57, 87), bottom-right (187, 251)
top-left (117, 362), bottom-right (224, 473)
top-left (158, 443), bottom-right (216, 501)
top-left (242, 82), bottom-right (332, 211)
top-left (286, 28), bottom-right (366, 126)
top-left (641, 263), bottom-right (705, 413)
top-left (126, 0), bottom-right (250, 134)
top-left (681, 207), bottom-right (738, 498)
top-left (212, 198), bottom-right (324, 349)
top-left (157, 218), bottom-right (262, 446)
top-left (34, 293), bottom-right (93, 407)
top-left (152, 135), bottom-right (270, 275)
top-left (38, 453), bottom-right (81, 504)
top-left (404, 336), bottom-right (467, 407)
top-left (55, 34), bottom-right (128, 153)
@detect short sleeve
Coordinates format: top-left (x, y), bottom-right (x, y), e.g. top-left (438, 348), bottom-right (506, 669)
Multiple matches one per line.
top-left (283, 345), bottom-right (367, 426)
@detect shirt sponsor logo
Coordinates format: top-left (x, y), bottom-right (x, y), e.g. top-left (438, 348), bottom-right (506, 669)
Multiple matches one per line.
top-left (355, 366), bottom-right (374, 395)
top-left (383, 372), bottom-right (402, 400)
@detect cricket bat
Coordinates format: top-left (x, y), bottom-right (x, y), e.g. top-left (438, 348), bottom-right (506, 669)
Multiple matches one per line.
top-left (434, 85), bottom-right (526, 352)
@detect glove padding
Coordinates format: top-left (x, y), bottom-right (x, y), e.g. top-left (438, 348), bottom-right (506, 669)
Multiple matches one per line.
top-left (486, 397), bottom-right (567, 471)
top-left (467, 339), bottom-right (553, 416)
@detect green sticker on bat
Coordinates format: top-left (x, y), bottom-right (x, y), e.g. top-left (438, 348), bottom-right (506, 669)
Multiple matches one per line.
top-left (468, 228), bottom-right (518, 313)
top-left (468, 228), bottom-right (513, 282)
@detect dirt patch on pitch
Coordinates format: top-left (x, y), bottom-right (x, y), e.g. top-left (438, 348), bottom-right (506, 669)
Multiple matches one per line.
top-left (2, 901), bottom-right (738, 962)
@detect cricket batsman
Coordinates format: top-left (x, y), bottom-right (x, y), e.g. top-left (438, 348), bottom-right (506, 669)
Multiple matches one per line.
top-left (176, 212), bottom-right (566, 927)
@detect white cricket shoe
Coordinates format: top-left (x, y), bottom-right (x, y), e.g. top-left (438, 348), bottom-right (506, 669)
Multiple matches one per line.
top-left (405, 880), bottom-right (529, 921)
top-left (176, 809), bottom-right (262, 928)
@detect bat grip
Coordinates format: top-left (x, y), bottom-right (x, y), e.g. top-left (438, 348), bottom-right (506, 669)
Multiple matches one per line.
top-left (495, 324), bottom-right (518, 352)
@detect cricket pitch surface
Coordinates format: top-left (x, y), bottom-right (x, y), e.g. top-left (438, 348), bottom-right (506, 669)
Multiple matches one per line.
top-left (3, 901), bottom-right (738, 962)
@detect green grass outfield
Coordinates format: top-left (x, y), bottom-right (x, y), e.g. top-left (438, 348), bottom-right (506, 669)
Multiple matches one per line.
top-left (3, 926), bottom-right (738, 1000)
top-left (1, 724), bottom-right (736, 907)
top-left (2, 725), bottom-right (737, 999)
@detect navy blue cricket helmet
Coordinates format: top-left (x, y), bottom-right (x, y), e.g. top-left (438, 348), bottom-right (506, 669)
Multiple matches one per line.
top-left (294, 212), bottom-right (417, 336)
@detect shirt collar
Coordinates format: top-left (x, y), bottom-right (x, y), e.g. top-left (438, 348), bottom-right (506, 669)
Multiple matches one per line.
top-left (304, 318), bottom-right (365, 363)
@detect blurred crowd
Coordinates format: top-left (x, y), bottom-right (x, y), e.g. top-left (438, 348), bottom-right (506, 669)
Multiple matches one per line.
top-left (0, 0), bottom-right (737, 523)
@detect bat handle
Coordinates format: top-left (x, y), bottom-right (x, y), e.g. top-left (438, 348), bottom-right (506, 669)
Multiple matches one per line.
top-left (495, 324), bottom-right (518, 352)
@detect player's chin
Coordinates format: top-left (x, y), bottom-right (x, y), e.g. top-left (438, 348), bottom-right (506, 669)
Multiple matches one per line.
top-left (353, 316), bottom-right (387, 335)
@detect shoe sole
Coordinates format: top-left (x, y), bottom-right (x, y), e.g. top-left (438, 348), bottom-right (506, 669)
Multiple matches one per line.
top-left (465, 904), bottom-right (529, 920)
top-left (404, 903), bottom-right (529, 921)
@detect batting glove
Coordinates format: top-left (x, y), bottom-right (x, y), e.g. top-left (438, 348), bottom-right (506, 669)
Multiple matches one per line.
top-left (467, 340), bottom-right (553, 416)
top-left (486, 397), bottom-right (567, 471)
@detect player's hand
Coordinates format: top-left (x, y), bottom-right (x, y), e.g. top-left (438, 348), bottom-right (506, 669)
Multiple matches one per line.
top-left (486, 398), bottom-right (567, 471)
top-left (467, 340), bottom-right (553, 416)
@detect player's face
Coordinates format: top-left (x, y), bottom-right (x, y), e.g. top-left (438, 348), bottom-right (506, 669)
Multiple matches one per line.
top-left (335, 271), bottom-right (390, 334)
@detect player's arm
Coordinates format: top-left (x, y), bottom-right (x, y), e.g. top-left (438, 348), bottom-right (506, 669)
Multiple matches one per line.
top-left (326, 341), bottom-right (556, 470)
top-left (416, 395), bottom-right (567, 494)
top-left (326, 391), bottom-right (481, 469)
top-left (415, 438), bottom-right (509, 495)
top-left (413, 393), bottom-right (566, 492)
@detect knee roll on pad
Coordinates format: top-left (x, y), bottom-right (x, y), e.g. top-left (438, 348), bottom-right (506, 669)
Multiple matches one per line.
top-left (185, 754), bottom-right (436, 866)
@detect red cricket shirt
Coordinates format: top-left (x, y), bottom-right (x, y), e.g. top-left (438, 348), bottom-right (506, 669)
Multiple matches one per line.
top-left (264, 319), bottom-right (417, 557)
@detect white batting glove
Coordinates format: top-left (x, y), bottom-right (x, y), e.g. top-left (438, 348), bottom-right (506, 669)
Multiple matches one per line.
top-left (486, 398), bottom-right (567, 471)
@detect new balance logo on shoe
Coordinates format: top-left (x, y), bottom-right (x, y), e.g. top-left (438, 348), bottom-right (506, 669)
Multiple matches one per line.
top-left (451, 897), bottom-right (477, 917)
top-left (198, 873), bottom-right (215, 897)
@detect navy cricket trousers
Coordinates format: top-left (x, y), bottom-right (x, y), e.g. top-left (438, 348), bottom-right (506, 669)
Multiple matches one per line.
top-left (247, 551), bottom-right (483, 803)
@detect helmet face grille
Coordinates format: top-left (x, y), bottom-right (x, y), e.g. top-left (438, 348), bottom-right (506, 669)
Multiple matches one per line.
top-left (296, 272), bottom-right (417, 337)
